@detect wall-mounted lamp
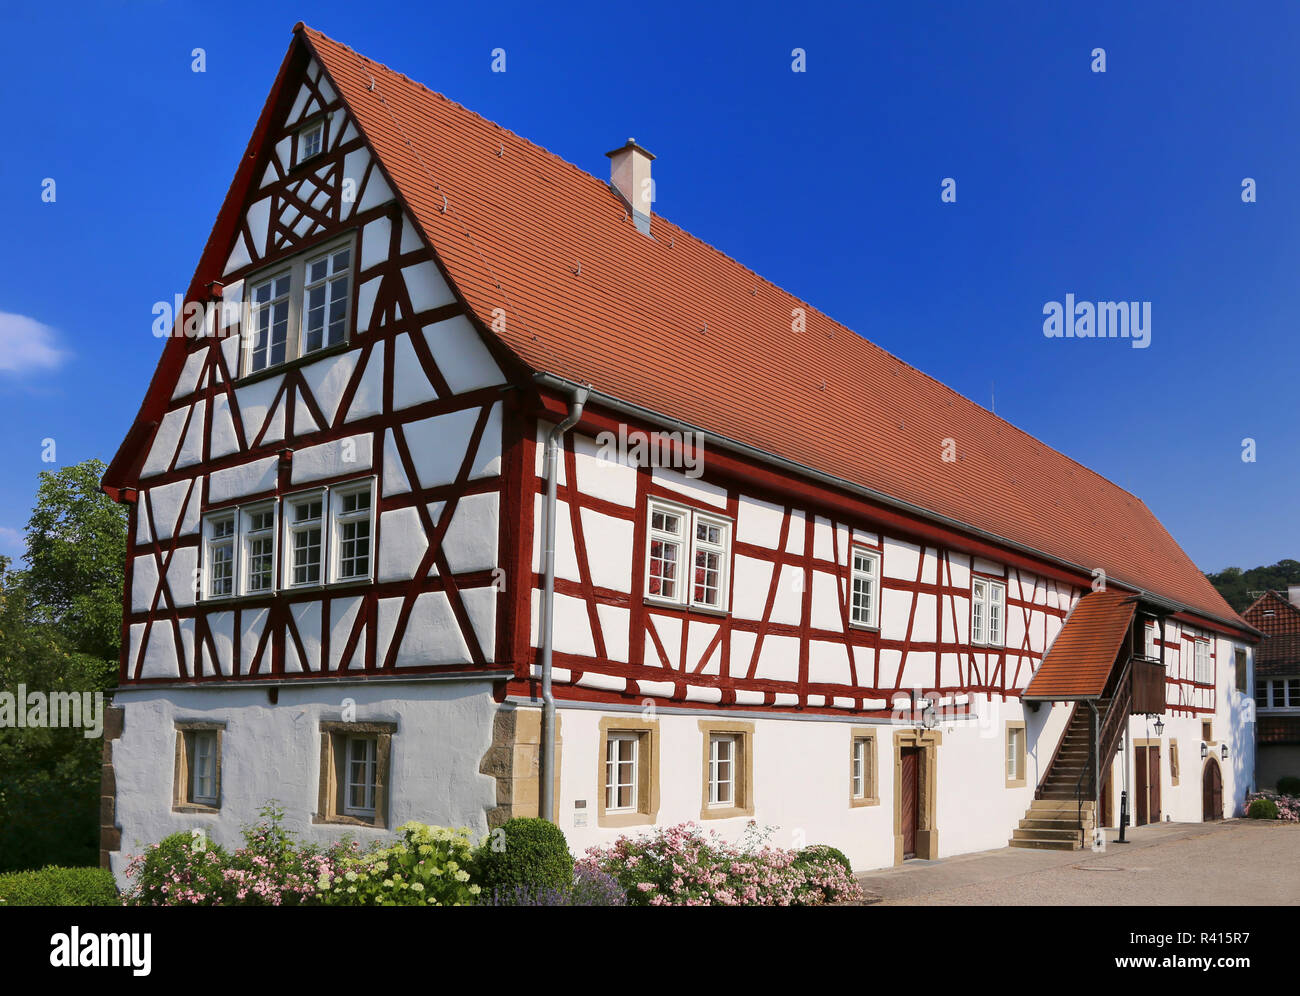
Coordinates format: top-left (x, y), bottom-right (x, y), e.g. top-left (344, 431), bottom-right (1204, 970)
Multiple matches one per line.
top-left (1221, 743), bottom-right (1229, 761)
top-left (921, 701), bottom-right (938, 730)
top-left (1201, 742), bottom-right (1208, 759)
top-left (1153, 717), bottom-right (1165, 736)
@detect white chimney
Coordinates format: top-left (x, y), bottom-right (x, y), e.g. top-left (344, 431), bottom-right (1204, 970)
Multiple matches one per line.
top-left (606, 138), bottom-right (655, 235)
top-left (1288, 585), bottom-right (1300, 608)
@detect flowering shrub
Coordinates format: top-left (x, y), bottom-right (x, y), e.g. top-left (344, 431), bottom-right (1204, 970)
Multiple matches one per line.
top-left (320, 822), bottom-right (481, 906)
top-left (220, 804), bottom-right (350, 906)
top-left (1245, 791), bottom-right (1298, 821)
top-left (123, 804), bottom-right (349, 906)
top-left (580, 822), bottom-right (862, 906)
top-left (487, 865), bottom-right (627, 906)
top-left (121, 832), bottom-right (229, 906)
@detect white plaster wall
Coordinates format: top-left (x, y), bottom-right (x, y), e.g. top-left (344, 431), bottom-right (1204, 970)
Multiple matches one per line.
top-left (553, 695), bottom-right (1075, 872)
top-left (109, 681), bottom-right (500, 888)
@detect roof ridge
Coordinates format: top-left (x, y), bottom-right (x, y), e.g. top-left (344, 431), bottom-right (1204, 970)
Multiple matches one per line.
top-left (298, 24), bottom-right (1143, 507)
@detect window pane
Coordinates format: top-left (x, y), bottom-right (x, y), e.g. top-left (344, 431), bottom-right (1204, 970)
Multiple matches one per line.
top-left (648, 539), bottom-right (679, 599)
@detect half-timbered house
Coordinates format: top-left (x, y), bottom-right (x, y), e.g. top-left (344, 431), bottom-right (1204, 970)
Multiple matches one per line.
top-left (99, 24), bottom-right (1258, 878)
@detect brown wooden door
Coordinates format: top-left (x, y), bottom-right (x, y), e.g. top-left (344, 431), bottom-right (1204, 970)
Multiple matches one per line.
top-left (900, 747), bottom-right (919, 859)
top-left (1203, 761), bottom-right (1223, 821)
top-left (1100, 771), bottom-right (1112, 828)
top-left (1135, 748), bottom-right (1149, 826)
top-left (1148, 746), bottom-right (1161, 823)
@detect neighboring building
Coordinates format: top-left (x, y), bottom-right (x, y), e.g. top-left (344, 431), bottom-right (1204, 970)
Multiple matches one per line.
top-left (1243, 589), bottom-right (1300, 790)
top-left (98, 23), bottom-right (1258, 880)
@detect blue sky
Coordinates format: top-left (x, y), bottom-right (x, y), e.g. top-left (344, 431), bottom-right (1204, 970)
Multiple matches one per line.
top-left (0, 0), bottom-right (1295, 573)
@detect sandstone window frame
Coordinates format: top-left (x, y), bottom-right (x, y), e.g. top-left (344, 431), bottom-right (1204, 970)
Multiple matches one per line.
top-left (596, 716), bottom-right (661, 828)
top-left (315, 720), bottom-right (395, 829)
top-left (1005, 720), bottom-right (1027, 788)
top-left (173, 720), bottom-right (225, 814)
top-left (698, 720), bottom-right (754, 820)
top-left (850, 728), bottom-right (879, 807)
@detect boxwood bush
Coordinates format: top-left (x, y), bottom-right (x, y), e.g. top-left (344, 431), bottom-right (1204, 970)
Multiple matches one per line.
top-left (1247, 797), bottom-right (1279, 820)
top-left (474, 817), bottom-right (574, 901)
top-left (0, 866), bottom-right (119, 906)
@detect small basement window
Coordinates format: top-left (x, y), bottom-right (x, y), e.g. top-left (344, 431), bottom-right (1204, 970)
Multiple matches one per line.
top-left (173, 721), bottom-right (224, 812)
top-left (316, 720), bottom-right (395, 828)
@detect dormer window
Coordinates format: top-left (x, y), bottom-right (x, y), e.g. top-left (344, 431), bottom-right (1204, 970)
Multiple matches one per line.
top-left (241, 236), bottom-right (354, 376)
top-left (297, 119), bottom-right (324, 164)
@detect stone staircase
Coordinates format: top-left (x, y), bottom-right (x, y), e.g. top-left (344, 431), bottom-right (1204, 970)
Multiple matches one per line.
top-left (1008, 701), bottom-right (1107, 851)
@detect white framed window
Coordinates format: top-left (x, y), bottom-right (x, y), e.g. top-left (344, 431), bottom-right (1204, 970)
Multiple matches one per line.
top-left (204, 512), bottom-right (238, 599)
top-left (645, 499), bottom-right (732, 611)
top-left (191, 730), bottom-right (219, 806)
top-left (708, 734), bottom-right (736, 807)
top-left (605, 733), bottom-right (639, 813)
top-left (241, 236), bottom-right (354, 377)
top-left (247, 271), bottom-right (292, 373)
top-left (344, 736), bottom-right (377, 817)
top-left (849, 547), bottom-right (880, 627)
top-left (286, 491), bottom-right (325, 587)
top-left (1194, 639), bottom-right (1213, 685)
top-left (241, 503), bottom-right (278, 595)
top-left (297, 119), bottom-right (324, 164)
top-left (646, 501), bottom-right (686, 602)
top-left (331, 482), bottom-right (374, 583)
top-left (690, 513), bottom-right (730, 609)
top-left (852, 738), bottom-right (867, 798)
top-left (301, 245), bottom-right (352, 354)
top-left (971, 578), bottom-right (1006, 647)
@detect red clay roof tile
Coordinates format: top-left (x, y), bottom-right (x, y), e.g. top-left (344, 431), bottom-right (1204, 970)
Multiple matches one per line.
top-left (1023, 590), bottom-right (1137, 699)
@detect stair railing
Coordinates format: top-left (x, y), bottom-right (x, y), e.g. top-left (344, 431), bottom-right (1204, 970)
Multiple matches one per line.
top-left (1074, 653), bottom-right (1135, 845)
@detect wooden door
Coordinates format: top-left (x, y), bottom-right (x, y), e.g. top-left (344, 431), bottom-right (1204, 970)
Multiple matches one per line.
top-left (1135, 748), bottom-right (1149, 826)
top-left (1148, 746), bottom-right (1161, 823)
top-left (1203, 761), bottom-right (1223, 821)
top-left (1100, 770), bottom-right (1112, 828)
top-left (900, 747), bottom-right (919, 859)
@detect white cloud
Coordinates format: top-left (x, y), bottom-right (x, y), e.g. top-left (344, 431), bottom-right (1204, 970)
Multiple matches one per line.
top-left (0, 526), bottom-right (23, 558)
top-left (0, 312), bottom-right (68, 373)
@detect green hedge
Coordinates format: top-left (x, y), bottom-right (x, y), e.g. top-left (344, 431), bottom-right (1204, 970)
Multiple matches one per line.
top-left (473, 818), bottom-right (573, 901)
top-left (0, 866), bottom-right (119, 906)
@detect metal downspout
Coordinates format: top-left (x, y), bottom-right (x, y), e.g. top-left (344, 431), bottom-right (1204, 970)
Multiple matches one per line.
top-left (539, 385), bottom-right (589, 822)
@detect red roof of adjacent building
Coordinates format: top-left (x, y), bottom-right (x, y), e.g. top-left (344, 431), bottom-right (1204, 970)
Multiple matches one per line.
top-left (105, 24), bottom-right (1251, 634)
top-left (1023, 591), bottom-right (1138, 699)
top-left (1243, 591), bottom-right (1300, 674)
top-left (1259, 715), bottom-right (1300, 745)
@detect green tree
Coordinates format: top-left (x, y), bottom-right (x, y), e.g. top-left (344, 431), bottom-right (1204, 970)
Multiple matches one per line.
top-left (1206, 559), bottom-right (1300, 613)
top-left (21, 460), bottom-right (126, 662)
top-left (0, 459), bottom-right (125, 870)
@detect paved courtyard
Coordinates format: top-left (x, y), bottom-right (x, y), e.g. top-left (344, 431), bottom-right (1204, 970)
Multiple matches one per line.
top-left (856, 820), bottom-right (1300, 905)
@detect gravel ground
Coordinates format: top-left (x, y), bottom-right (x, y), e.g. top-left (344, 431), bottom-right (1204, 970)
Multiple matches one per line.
top-left (856, 820), bottom-right (1300, 905)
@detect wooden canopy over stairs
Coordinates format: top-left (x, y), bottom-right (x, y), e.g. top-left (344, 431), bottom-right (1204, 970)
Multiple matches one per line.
top-left (1010, 591), bottom-right (1168, 850)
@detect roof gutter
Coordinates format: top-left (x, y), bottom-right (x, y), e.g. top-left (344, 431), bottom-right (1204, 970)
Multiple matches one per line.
top-left (538, 382), bottom-right (589, 823)
top-left (532, 372), bottom-right (1257, 638)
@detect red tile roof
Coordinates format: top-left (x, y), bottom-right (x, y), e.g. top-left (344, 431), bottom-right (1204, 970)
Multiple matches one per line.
top-left (1023, 590), bottom-right (1138, 699)
top-left (1243, 591), bottom-right (1300, 673)
top-left (1258, 715), bottom-right (1300, 746)
top-left (105, 24), bottom-right (1251, 635)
